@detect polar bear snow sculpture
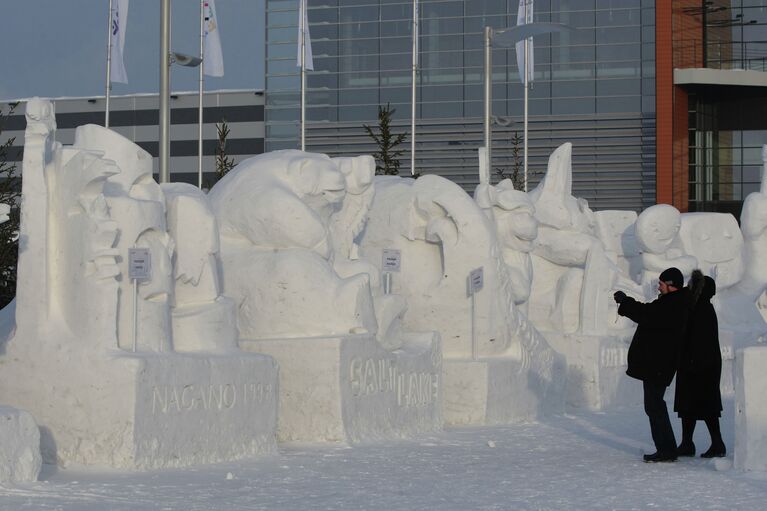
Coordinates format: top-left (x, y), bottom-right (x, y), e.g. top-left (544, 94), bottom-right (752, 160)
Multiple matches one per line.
top-left (209, 150), bottom-right (377, 339)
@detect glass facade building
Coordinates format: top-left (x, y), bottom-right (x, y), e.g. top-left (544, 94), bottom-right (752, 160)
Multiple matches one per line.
top-left (266, 0), bottom-right (767, 214)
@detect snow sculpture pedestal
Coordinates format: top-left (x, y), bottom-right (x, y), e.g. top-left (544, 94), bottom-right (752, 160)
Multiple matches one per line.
top-left (0, 406), bottom-right (41, 483)
top-left (241, 333), bottom-right (441, 444)
top-left (0, 351), bottom-right (278, 469)
top-left (735, 346), bottom-right (767, 472)
top-left (543, 333), bottom-right (641, 409)
top-left (442, 357), bottom-right (562, 425)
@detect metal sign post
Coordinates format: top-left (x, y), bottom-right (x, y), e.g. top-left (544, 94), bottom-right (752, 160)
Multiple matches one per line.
top-left (128, 248), bottom-right (152, 352)
top-left (468, 267), bottom-right (484, 360)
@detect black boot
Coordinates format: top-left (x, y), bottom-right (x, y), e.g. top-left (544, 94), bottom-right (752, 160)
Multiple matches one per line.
top-left (643, 451), bottom-right (678, 463)
top-left (676, 441), bottom-right (695, 457)
top-left (701, 442), bottom-right (726, 458)
top-left (701, 418), bottom-right (726, 458)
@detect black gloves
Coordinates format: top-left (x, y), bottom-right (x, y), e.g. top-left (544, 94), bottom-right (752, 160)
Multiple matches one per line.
top-left (613, 291), bottom-right (627, 304)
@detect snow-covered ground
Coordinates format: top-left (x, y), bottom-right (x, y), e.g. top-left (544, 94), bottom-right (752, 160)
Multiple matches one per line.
top-left (1, 398), bottom-right (765, 511)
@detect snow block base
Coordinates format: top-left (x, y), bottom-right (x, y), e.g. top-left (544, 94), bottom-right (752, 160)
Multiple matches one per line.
top-left (545, 332), bottom-right (642, 410)
top-left (442, 357), bottom-right (560, 426)
top-left (735, 346), bottom-right (767, 472)
top-left (0, 406), bottom-right (41, 483)
top-left (0, 352), bottom-right (279, 470)
top-left (241, 333), bottom-right (442, 443)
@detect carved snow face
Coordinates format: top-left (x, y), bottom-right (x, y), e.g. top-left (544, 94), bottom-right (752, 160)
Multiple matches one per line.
top-left (636, 204), bottom-right (681, 254)
top-left (288, 156), bottom-right (346, 222)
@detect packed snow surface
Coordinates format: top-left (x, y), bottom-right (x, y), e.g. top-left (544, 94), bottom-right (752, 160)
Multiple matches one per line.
top-left (1, 400), bottom-right (765, 510)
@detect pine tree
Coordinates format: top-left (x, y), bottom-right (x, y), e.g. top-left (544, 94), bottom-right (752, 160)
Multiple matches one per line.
top-left (213, 119), bottom-right (235, 184)
top-left (363, 104), bottom-right (408, 176)
top-left (0, 102), bottom-right (21, 308)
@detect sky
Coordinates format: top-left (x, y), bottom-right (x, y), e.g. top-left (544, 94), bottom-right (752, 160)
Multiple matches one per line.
top-left (0, 0), bottom-right (265, 102)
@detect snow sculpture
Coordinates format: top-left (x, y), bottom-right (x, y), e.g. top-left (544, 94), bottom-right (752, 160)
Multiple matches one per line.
top-left (360, 174), bottom-right (565, 425)
top-left (475, 179), bottom-right (537, 309)
top-left (717, 146), bottom-right (767, 342)
top-left (678, 213), bottom-right (744, 290)
top-left (212, 150), bottom-right (441, 443)
top-left (0, 205), bottom-right (41, 484)
top-left (0, 99), bottom-right (278, 469)
top-left (162, 183), bottom-right (238, 352)
top-left (73, 124), bottom-right (175, 351)
top-left (527, 143), bottom-right (639, 335)
top-left (594, 210), bottom-right (642, 282)
top-left (635, 204), bottom-right (698, 297)
top-left (210, 150), bottom-right (376, 339)
top-left (0, 406), bottom-right (41, 484)
top-left (519, 143), bottom-right (646, 409)
top-left (735, 346), bottom-right (767, 472)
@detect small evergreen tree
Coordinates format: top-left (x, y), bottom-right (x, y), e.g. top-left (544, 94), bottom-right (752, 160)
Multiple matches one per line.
top-left (214, 119), bottom-right (235, 183)
top-left (0, 102), bottom-right (21, 308)
top-left (363, 104), bottom-right (408, 176)
top-left (494, 131), bottom-right (525, 190)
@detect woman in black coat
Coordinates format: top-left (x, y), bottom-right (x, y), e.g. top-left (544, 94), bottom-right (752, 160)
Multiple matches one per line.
top-left (674, 270), bottom-right (726, 458)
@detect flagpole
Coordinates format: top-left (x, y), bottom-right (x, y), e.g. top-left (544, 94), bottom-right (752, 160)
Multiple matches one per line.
top-left (105, 0), bottom-right (114, 128)
top-left (523, 1), bottom-right (529, 192)
top-left (410, 0), bottom-right (418, 176)
top-left (198, 0), bottom-right (205, 189)
top-left (483, 26), bottom-right (492, 186)
top-left (300, 0), bottom-right (306, 152)
top-left (159, 0), bottom-right (171, 184)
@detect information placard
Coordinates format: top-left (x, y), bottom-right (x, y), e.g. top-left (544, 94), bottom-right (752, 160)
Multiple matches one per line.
top-left (469, 267), bottom-right (484, 295)
top-left (128, 248), bottom-right (152, 281)
top-left (382, 248), bottom-right (402, 273)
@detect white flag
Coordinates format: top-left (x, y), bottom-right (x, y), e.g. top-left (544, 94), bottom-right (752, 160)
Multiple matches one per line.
top-left (516, 0), bottom-right (534, 85)
top-left (204, 0), bottom-right (225, 77)
top-left (297, 0), bottom-right (314, 71)
top-left (109, 0), bottom-right (129, 84)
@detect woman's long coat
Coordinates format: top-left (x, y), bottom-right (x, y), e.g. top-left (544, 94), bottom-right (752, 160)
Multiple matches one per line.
top-left (674, 276), bottom-right (723, 419)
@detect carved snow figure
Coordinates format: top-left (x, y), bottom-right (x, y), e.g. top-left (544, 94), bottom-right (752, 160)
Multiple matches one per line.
top-left (330, 156), bottom-right (408, 349)
top-left (527, 143), bottom-right (639, 335)
top-left (360, 173), bottom-right (565, 423)
top-left (210, 150), bottom-right (377, 339)
top-left (0, 99), bottom-right (278, 469)
top-left (475, 179), bottom-right (538, 309)
top-left (678, 212), bottom-right (744, 290)
top-left (635, 204), bottom-right (698, 297)
top-left (717, 145), bottom-right (767, 340)
top-left (162, 183), bottom-right (238, 352)
top-left (74, 125), bottom-right (174, 352)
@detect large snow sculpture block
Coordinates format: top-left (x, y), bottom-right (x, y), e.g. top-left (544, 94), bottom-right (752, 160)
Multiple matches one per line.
top-left (241, 333), bottom-right (441, 443)
top-left (735, 346), bottom-right (767, 472)
top-left (0, 99), bottom-right (279, 469)
top-left (0, 406), bottom-right (41, 483)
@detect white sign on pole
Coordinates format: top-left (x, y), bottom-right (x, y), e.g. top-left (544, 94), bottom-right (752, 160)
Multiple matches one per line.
top-left (469, 267), bottom-right (484, 295)
top-left (382, 249), bottom-right (402, 272)
top-left (128, 248), bottom-right (152, 280)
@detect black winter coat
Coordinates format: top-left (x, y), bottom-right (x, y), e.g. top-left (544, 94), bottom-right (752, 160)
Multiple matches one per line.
top-left (674, 277), bottom-right (722, 419)
top-left (618, 288), bottom-right (691, 387)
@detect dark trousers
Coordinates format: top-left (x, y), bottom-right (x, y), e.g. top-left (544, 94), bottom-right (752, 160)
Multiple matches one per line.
top-left (643, 380), bottom-right (677, 454)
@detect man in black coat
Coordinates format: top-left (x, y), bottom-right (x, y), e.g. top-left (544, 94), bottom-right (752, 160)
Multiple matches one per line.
top-left (614, 267), bottom-right (691, 463)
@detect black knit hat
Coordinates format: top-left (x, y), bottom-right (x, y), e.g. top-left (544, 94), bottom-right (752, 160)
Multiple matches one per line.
top-left (659, 267), bottom-right (684, 289)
